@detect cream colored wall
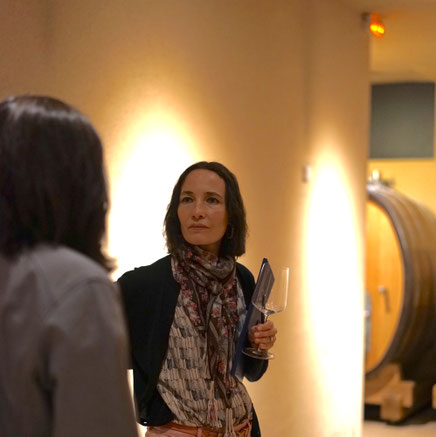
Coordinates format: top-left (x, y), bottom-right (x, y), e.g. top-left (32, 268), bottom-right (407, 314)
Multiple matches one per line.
top-left (0, 0), bottom-right (49, 96)
top-left (0, 1), bottom-right (369, 436)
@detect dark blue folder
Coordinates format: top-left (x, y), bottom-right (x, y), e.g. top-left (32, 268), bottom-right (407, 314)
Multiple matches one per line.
top-left (231, 258), bottom-right (274, 380)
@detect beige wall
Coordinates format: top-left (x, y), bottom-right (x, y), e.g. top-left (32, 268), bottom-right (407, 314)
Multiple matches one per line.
top-left (0, 1), bottom-right (369, 436)
top-left (0, 0), bottom-right (49, 96)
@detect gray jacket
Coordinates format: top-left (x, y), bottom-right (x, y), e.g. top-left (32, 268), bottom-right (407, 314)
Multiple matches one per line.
top-left (0, 245), bottom-right (138, 437)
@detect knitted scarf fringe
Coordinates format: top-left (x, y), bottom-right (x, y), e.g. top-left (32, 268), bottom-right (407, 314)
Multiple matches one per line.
top-left (206, 381), bottom-right (221, 429)
top-left (224, 407), bottom-right (237, 437)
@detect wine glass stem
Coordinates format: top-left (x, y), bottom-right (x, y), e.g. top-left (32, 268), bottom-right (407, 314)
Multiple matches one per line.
top-left (256, 315), bottom-right (270, 353)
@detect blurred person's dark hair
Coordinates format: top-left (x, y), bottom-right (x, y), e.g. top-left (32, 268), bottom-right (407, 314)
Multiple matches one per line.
top-left (0, 95), bottom-right (111, 269)
top-left (164, 161), bottom-right (247, 257)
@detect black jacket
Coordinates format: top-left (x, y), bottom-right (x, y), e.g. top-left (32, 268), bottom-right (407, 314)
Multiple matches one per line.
top-left (118, 255), bottom-right (267, 437)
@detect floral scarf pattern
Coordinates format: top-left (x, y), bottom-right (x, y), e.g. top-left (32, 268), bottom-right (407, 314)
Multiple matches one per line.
top-left (171, 244), bottom-right (238, 415)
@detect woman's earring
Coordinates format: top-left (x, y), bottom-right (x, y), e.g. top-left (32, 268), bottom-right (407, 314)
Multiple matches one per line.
top-left (226, 224), bottom-right (234, 239)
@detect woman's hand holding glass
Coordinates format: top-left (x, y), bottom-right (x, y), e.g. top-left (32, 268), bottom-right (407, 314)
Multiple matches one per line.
top-left (248, 320), bottom-right (278, 351)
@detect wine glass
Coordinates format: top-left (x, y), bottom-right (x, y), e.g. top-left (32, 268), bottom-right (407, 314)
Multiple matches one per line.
top-left (243, 266), bottom-right (289, 360)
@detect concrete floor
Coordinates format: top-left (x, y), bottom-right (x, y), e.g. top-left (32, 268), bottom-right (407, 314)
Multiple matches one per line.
top-left (363, 421), bottom-right (436, 437)
top-left (363, 407), bottom-right (436, 437)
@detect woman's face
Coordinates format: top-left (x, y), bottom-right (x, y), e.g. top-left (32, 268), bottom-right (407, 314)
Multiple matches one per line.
top-left (177, 169), bottom-right (228, 255)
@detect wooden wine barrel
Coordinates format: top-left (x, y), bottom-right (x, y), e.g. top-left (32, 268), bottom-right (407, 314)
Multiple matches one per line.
top-left (365, 182), bottom-right (436, 381)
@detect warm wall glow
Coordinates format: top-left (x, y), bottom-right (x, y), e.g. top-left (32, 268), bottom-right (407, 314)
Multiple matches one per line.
top-left (304, 150), bottom-right (364, 432)
top-left (108, 103), bottom-right (201, 279)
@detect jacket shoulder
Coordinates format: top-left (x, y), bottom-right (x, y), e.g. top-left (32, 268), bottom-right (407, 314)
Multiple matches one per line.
top-left (117, 255), bottom-right (172, 292)
top-left (236, 262), bottom-right (254, 280)
top-left (236, 262), bottom-right (255, 286)
top-left (235, 262), bottom-right (255, 303)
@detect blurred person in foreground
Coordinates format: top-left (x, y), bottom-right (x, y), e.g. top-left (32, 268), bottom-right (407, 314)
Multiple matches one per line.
top-left (118, 161), bottom-right (278, 437)
top-left (0, 95), bottom-right (138, 437)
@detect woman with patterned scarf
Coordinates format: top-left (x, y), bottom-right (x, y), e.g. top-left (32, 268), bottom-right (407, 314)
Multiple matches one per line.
top-left (118, 161), bottom-right (278, 437)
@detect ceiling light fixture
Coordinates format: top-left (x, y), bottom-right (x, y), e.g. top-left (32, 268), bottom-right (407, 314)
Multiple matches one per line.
top-left (362, 13), bottom-right (386, 38)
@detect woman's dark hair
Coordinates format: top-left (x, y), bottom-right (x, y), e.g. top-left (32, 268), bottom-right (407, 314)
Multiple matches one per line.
top-left (164, 161), bottom-right (247, 257)
top-left (0, 95), bottom-right (111, 269)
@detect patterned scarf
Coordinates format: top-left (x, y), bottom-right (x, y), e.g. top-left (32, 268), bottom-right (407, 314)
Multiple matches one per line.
top-left (172, 244), bottom-right (239, 431)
